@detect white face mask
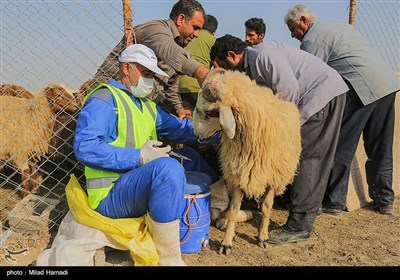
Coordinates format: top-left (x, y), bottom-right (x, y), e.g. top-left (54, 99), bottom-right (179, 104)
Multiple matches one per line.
top-left (131, 76), bottom-right (154, 98)
top-left (128, 66), bottom-right (154, 98)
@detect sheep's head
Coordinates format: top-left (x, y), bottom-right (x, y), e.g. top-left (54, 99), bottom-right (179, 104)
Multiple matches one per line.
top-left (0, 84), bottom-right (34, 99)
top-left (193, 69), bottom-right (236, 141)
top-left (43, 83), bottom-right (79, 113)
top-left (75, 79), bottom-right (92, 106)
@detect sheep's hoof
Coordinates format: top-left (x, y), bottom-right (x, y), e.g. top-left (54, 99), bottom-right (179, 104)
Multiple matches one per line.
top-left (256, 237), bottom-right (269, 249)
top-left (202, 238), bottom-right (210, 248)
top-left (215, 217), bottom-right (227, 230)
top-left (218, 244), bottom-right (232, 255)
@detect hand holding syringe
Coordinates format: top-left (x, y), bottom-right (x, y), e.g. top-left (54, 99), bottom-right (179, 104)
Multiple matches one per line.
top-left (140, 139), bottom-right (191, 165)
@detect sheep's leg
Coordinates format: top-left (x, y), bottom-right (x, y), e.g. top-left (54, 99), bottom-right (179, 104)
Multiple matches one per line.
top-left (218, 186), bottom-right (243, 255)
top-left (28, 163), bottom-right (41, 194)
top-left (257, 186), bottom-right (275, 248)
top-left (20, 162), bottom-right (41, 197)
top-left (19, 162), bottom-right (30, 198)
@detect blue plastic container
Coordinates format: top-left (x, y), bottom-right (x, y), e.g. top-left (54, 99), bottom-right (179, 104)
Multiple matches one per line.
top-left (179, 171), bottom-right (212, 254)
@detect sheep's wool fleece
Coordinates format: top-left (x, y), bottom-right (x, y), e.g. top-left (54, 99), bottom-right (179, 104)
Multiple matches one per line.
top-left (0, 92), bottom-right (54, 169)
top-left (210, 71), bottom-right (301, 199)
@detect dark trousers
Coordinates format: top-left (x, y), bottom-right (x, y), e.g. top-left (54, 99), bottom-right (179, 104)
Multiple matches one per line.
top-left (287, 94), bottom-right (346, 232)
top-left (324, 89), bottom-right (396, 209)
top-left (181, 92), bottom-right (198, 113)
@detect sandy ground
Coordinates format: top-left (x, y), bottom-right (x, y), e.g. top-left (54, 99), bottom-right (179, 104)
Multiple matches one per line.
top-left (181, 197), bottom-right (399, 266)
top-left (79, 195), bottom-right (400, 267)
top-left (1, 187), bottom-right (398, 267)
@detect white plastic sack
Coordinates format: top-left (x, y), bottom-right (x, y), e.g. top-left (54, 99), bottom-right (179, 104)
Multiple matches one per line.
top-left (36, 211), bottom-right (126, 266)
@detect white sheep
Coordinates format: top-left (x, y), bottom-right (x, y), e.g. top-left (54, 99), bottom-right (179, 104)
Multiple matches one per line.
top-left (0, 83), bottom-right (78, 197)
top-left (193, 69), bottom-right (302, 255)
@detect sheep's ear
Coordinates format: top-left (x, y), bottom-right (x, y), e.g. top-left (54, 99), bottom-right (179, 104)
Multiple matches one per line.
top-left (219, 105), bottom-right (236, 139)
top-left (44, 85), bottom-right (78, 112)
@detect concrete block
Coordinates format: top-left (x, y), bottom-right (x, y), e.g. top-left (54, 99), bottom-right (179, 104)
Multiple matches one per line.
top-left (346, 91), bottom-right (400, 211)
top-left (8, 194), bottom-right (59, 233)
top-left (93, 248), bottom-right (106, 266)
top-left (93, 247), bottom-right (133, 266)
top-left (105, 247), bottom-right (133, 266)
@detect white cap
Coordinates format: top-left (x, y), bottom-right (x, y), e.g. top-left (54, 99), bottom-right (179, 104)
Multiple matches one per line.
top-left (119, 44), bottom-right (168, 77)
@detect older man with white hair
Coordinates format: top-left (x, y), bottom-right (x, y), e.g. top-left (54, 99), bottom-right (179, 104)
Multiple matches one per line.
top-left (284, 4), bottom-right (399, 216)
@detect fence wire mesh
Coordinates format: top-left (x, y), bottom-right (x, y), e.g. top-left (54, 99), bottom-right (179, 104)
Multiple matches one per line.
top-left (0, 0), bottom-right (126, 266)
top-left (0, 0), bottom-right (398, 266)
top-left (354, 0), bottom-right (399, 73)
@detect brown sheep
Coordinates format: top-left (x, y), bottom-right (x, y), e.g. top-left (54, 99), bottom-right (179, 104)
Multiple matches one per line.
top-left (0, 84), bottom-right (34, 99)
top-left (74, 79), bottom-right (92, 106)
top-left (42, 83), bottom-right (85, 185)
top-left (193, 69), bottom-right (302, 255)
top-left (0, 83), bottom-right (78, 197)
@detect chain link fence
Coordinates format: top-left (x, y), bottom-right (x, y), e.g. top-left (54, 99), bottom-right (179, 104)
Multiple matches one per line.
top-left (0, 0), bottom-right (398, 266)
top-left (0, 0), bottom-right (126, 266)
top-left (354, 0), bottom-right (399, 73)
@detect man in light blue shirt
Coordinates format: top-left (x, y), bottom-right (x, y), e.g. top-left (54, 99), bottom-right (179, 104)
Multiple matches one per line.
top-left (285, 4), bottom-right (399, 215)
top-left (211, 34), bottom-right (348, 245)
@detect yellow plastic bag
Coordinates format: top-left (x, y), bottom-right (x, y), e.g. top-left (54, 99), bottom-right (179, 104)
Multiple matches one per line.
top-left (65, 174), bottom-right (158, 266)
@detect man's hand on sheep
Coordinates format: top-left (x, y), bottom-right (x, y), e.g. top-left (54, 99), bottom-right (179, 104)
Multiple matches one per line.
top-left (177, 108), bottom-right (192, 120)
top-left (140, 140), bottom-right (171, 165)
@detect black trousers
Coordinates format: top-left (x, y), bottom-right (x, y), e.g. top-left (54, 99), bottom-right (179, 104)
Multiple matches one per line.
top-left (324, 89), bottom-right (396, 209)
top-left (287, 94), bottom-right (346, 232)
top-left (181, 92), bottom-right (198, 112)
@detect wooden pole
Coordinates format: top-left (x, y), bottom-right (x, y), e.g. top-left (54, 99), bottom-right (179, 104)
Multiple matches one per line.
top-left (122, 0), bottom-right (134, 45)
top-left (349, 0), bottom-right (357, 26)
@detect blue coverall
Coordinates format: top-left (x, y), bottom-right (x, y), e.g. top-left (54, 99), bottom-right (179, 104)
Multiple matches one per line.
top-left (73, 80), bottom-right (219, 223)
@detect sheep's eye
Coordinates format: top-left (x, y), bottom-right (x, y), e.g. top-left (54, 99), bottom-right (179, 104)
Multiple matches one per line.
top-left (194, 108), bottom-right (206, 118)
top-left (205, 109), bottom-right (219, 118)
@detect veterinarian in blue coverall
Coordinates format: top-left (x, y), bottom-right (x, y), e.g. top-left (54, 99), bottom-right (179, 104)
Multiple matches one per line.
top-left (73, 44), bottom-right (218, 266)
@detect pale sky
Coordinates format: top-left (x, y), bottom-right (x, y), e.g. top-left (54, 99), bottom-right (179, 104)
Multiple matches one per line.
top-left (1, 1), bottom-right (397, 92)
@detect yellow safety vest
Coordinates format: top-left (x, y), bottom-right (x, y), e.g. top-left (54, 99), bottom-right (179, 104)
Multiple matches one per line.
top-left (82, 83), bottom-right (157, 209)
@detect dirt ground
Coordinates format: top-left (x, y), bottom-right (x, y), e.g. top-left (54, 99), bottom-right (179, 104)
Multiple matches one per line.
top-left (1, 185), bottom-right (398, 267)
top-left (182, 197), bottom-right (400, 266)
